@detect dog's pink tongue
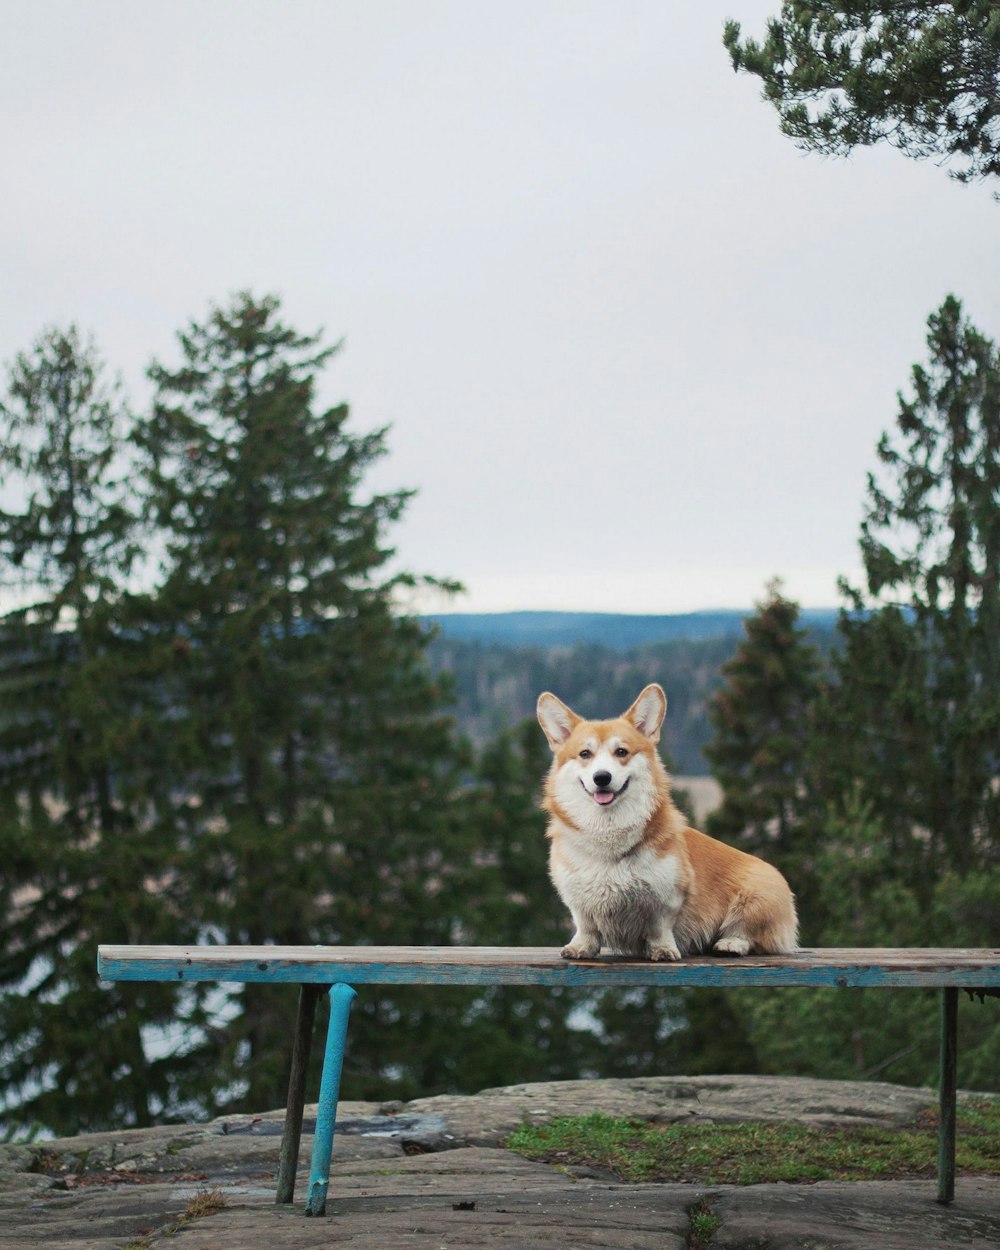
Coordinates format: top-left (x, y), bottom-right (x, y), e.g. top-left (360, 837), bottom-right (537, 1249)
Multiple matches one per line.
top-left (594, 790), bottom-right (615, 805)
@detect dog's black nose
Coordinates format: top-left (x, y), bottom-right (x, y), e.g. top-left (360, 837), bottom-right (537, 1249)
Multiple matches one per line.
top-left (593, 770), bottom-right (612, 788)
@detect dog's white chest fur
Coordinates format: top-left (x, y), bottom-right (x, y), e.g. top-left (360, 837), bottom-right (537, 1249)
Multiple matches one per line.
top-left (550, 836), bottom-right (684, 957)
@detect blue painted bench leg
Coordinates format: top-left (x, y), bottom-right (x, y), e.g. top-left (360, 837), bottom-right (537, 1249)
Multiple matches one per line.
top-left (305, 982), bottom-right (357, 1217)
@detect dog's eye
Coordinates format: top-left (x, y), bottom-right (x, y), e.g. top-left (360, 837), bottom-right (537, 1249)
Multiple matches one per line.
top-left (614, 747), bottom-right (629, 759)
top-left (579, 749), bottom-right (593, 760)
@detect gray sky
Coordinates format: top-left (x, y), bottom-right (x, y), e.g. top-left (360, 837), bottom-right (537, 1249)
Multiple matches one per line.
top-left (3, 1), bottom-right (998, 614)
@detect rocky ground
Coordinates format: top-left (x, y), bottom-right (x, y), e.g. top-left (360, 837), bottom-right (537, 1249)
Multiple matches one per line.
top-left (1, 1075), bottom-right (998, 1249)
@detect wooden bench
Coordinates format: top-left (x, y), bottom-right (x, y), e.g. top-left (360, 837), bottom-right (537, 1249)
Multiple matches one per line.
top-left (96, 945), bottom-right (1000, 1214)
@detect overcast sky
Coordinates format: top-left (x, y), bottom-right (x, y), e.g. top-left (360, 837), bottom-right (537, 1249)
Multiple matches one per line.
top-left (3, 1), bottom-right (998, 614)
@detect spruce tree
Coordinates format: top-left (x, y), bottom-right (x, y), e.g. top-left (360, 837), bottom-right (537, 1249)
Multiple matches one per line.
top-left (733, 788), bottom-right (933, 1086)
top-left (137, 293), bottom-right (473, 1112)
top-left (705, 580), bottom-right (821, 865)
top-left (0, 328), bottom-right (189, 1135)
top-left (642, 583), bottom-right (820, 1077)
top-left (818, 296), bottom-right (1000, 880)
top-left (759, 297), bottom-right (1000, 1092)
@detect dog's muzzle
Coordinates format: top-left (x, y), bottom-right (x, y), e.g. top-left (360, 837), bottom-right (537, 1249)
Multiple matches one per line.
top-left (584, 776), bottom-right (630, 806)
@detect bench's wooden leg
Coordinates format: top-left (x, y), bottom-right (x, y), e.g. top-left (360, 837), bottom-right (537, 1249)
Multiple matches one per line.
top-left (305, 982), bottom-right (357, 1217)
top-left (937, 986), bottom-right (958, 1205)
top-left (275, 984), bottom-right (322, 1204)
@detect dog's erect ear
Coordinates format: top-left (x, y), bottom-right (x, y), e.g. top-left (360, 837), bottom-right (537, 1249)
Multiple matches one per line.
top-left (624, 684), bottom-right (667, 743)
top-left (536, 692), bottom-right (580, 750)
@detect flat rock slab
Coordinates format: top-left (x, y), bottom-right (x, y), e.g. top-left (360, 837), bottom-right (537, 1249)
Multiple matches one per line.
top-left (176, 1183), bottom-right (695, 1249)
top-left (1, 1076), bottom-right (998, 1249)
top-left (0, 1181), bottom-right (194, 1250)
top-left (710, 1178), bottom-right (1000, 1250)
top-left (5, 1172), bottom-right (998, 1250)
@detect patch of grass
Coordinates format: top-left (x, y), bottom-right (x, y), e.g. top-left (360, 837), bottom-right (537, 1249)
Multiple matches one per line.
top-left (688, 1197), bottom-right (719, 1247)
top-left (506, 1099), bottom-right (1000, 1185)
top-left (182, 1187), bottom-right (227, 1220)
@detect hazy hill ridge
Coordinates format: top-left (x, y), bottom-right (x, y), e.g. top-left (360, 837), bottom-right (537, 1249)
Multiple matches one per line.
top-left (421, 609), bottom-right (838, 650)
top-left (423, 610), bottom-right (839, 773)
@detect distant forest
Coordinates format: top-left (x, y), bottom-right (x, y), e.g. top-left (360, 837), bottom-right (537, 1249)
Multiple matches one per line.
top-left (422, 608), bottom-right (839, 650)
top-left (427, 623), bottom-right (838, 773)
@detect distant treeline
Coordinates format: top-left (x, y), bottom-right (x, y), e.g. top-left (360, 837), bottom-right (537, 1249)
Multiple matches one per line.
top-left (427, 628), bottom-right (838, 773)
top-left (421, 608), bottom-right (839, 650)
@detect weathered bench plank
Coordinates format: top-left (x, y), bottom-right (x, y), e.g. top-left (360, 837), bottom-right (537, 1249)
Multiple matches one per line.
top-left (97, 944), bottom-right (1000, 988)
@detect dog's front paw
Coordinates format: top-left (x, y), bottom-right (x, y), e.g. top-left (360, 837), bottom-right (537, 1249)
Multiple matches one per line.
top-left (561, 941), bottom-right (600, 960)
top-left (713, 937), bottom-right (750, 957)
top-left (648, 943), bottom-right (682, 962)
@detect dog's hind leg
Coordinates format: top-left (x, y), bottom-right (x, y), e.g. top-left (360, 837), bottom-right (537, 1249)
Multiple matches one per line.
top-left (711, 892), bottom-right (755, 956)
top-left (713, 881), bottom-right (798, 956)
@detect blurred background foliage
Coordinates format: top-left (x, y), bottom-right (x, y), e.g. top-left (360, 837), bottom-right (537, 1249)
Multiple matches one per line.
top-left (0, 290), bottom-right (998, 1139)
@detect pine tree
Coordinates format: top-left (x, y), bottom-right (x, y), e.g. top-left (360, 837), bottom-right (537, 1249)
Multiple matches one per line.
top-left (0, 327), bottom-right (190, 1135)
top-left (705, 580), bottom-right (821, 865)
top-left (137, 292), bottom-right (473, 1112)
top-left (724, 3), bottom-right (1000, 186)
top-left (733, 788), bottom-right (935, 1086)
top-left (818, 296), bottom-right (1000, 880)
top-left (766, 296), bottom-right (1000, 1092)
top-left (637, 583), bottom-right (820, 1077)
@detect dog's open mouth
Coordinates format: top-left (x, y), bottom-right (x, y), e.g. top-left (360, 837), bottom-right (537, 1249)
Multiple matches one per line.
top-left (587, 778), bottom-right (629, 806)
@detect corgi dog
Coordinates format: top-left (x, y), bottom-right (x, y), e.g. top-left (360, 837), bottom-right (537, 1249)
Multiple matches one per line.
top-left (536, 683), bottom-right (798, 961)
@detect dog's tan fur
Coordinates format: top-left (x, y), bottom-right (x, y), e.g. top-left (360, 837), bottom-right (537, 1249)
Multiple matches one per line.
top-left (537, 683), bottom-right (798, 960)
